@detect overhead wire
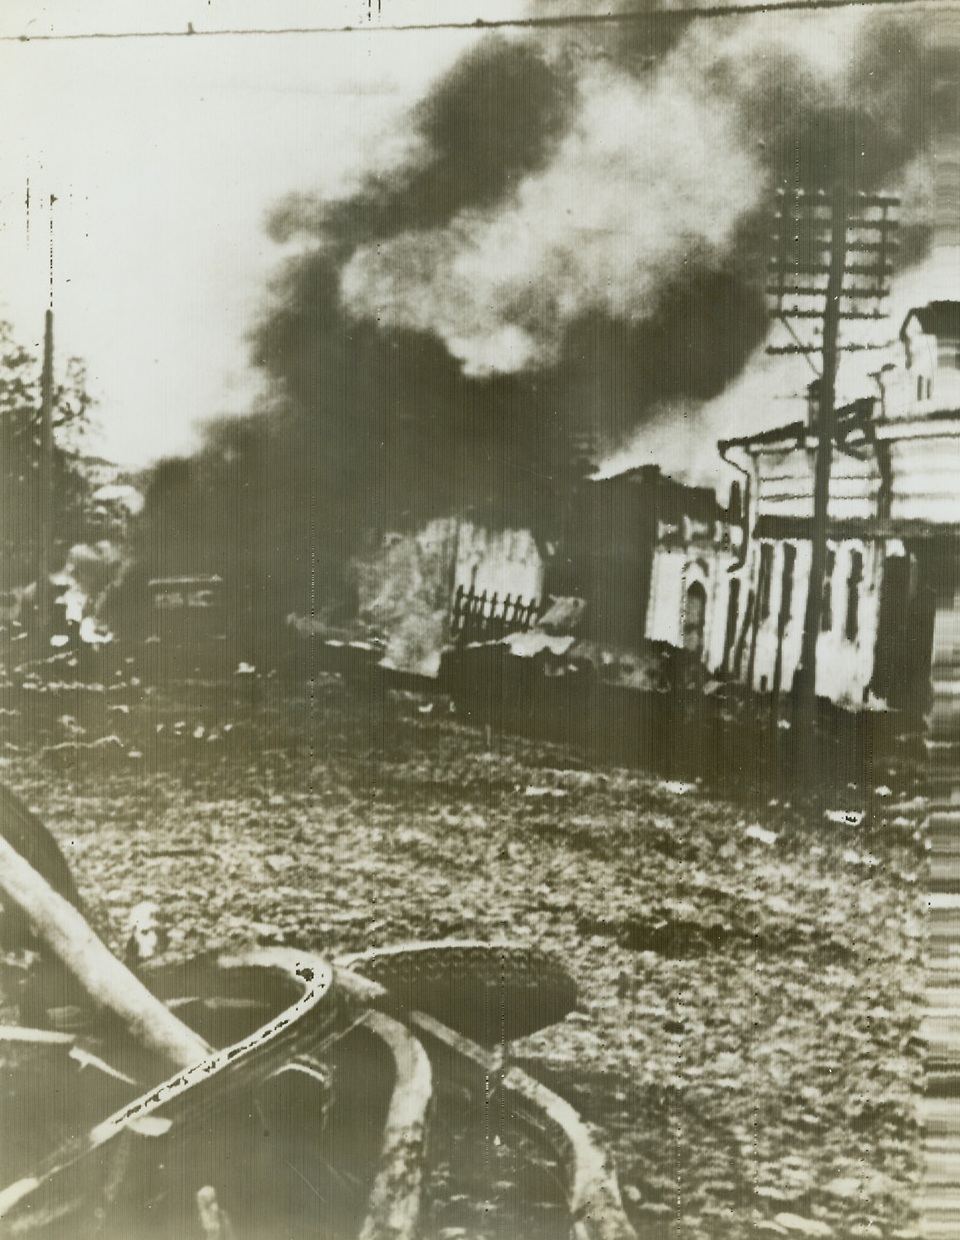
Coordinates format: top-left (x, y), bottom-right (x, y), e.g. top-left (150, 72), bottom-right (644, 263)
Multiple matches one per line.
top-left (1, 0), bottom-right (958, 42)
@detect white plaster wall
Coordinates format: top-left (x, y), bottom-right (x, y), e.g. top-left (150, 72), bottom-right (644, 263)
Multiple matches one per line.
top-left (729, 537), bottom-right (883, 709)
top-left (646, 550), bottom-right (686, 645)
top-left (646, 545), bottom-right (737, 665)
top-left (356, 518), bottom-right (545, 677)
top-left (813, 540), bottom-right (883, 709)
top-left (747, 540), bottom-right (811, 695)
top-left (704, 561), bottom-right (734, 673)
top-left (454, 523), bottom-right (544, 604)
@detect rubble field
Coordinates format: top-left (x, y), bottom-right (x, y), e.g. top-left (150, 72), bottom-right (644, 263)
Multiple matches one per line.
top-left (1, 676), bottom-right (927, 1239)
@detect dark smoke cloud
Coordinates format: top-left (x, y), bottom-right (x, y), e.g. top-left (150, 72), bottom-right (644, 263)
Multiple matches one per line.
top-left (136, 6), bottom-right (946, 627)
top-left (338, 11), bottom-right (933, 376)
top-left (269, 38), bottom-right (572, 252)
top-left (260, 7), bottom-right (937, 456)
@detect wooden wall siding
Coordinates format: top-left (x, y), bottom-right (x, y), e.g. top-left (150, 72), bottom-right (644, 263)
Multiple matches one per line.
top-left (754, 448), bottom-right (881, 522)
top-left (752, 416), bottom-right (960, 527)
top-left (888, 435), bottom-right (960, 524)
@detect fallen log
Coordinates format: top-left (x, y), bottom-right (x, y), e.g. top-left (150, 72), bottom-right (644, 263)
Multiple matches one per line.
top-left (0, 786), bottom-right (84, 952)
top-left (0, 834), bottom-right (211, 1074)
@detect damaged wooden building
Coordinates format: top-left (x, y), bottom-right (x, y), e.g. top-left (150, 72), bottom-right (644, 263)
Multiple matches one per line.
top-left (538, 464), bottom-right (743, 688)
top-left (719, 300), bottom-right (960, 724)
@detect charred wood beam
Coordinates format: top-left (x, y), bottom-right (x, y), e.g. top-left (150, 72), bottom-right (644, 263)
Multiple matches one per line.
top-left (754, 515), bottom-right (960, 541)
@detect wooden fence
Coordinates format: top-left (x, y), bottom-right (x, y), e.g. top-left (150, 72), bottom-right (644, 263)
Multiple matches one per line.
top-left (449, 585), bottom-right (541, 644)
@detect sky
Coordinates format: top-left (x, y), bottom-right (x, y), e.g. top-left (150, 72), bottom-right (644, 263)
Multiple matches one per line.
top-left (1, 0), bottom-right (957, 481)
top-left (0, 0), bottom-right (501, 464)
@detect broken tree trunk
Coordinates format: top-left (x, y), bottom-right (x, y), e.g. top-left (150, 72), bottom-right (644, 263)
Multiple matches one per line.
top-left (0, 834), bottom-right (211, 1073)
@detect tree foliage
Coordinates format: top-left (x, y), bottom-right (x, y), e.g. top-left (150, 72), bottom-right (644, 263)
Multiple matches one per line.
top-left (0, 320), bottom-right (95, 589)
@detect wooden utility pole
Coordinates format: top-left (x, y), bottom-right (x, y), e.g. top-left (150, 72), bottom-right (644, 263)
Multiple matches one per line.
top-left (795, 189), bottom-right (847, 718)
top-left (767, 187), bottom-right (898, 768)
top-left (37, 308), bottom-right (55, 636)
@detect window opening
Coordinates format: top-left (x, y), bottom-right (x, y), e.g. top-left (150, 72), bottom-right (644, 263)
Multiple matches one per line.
top-left (758, 544), bottom-right (774, 622)
top-left (682, 581), bottom-right (707, 657)
top-left (821, 547), bottom-right (836, 632)
top-left (844, 549), bottom-right (864, 642)
top-left (722, 578), bottom-right (741, 674)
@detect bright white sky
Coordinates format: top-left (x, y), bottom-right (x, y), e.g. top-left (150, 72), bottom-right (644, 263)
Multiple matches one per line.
top-left (0, 1), bottom-right (508, 465)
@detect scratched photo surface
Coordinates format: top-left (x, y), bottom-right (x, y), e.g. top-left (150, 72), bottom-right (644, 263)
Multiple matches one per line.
top-left (0, 2), bottom-right (958, 1238)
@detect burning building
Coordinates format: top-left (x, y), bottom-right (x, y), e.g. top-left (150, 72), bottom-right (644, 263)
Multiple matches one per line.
top-left (719, 300), bottom-right (960, 723)
top-left (543, 465), bottom-right (742, 680)
top-left (436, 465), bottom-right (742, 740)
top-left (355, 518), bottom-right (546, 680)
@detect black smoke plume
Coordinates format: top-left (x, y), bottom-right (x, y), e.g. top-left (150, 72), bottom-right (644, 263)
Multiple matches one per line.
top-left (134, 7), bottom-right (945, 635)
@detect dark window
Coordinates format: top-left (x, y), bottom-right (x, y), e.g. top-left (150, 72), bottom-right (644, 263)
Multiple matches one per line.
top-left (758, 544), bottom-right (774, 621)
top-left (845, 549), bottom-right (864, 642)
top-left (722, 578), bottom-right (741, 674)
top-left (772, 543), bottom-right (797, 695)
top-left (778, 544), bottom-right (797, 636)
top-left (683, 581), bottom-right (708, 656)
top-left (918, 376), bottom-right (925, 401)
top-left (728, 481), bottom-right (742, 524)
top-left (821, 547), bottom-right (836, 632)
top-left (734, 589), bottom-right (754, 679)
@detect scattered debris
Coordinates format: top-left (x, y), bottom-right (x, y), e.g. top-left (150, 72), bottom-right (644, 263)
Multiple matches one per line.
top-left (745, 823), bottom-right (779, 847)
top-left (842, 849), bottom-right (880, 869)
top-left (824, 810), bottom-right (865, 828)
top-left (773, 1213), bottom-right (834, 1237)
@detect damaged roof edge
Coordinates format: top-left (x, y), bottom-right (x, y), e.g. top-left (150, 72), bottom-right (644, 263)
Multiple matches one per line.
top-left (718, 421), bottom-right (808, 453)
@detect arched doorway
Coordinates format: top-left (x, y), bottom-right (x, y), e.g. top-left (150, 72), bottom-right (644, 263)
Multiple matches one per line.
top-left (682, 580), bottom-right (707, 658)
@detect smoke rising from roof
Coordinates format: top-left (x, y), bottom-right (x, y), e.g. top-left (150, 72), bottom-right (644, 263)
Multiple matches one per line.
top-left (137, 5), bottom-right (946, 622)
top-left (259, 8), bottom-right (937, 457)
top-left (340, 61), bottom-right (760, 377)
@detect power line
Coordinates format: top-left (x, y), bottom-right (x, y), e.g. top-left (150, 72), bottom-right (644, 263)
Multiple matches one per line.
top-left (1, 0), bottom-right (956, 43)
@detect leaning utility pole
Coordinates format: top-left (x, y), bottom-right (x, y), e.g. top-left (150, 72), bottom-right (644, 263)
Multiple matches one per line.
top-left (767, 186), bottom-right (898, 765)
top-left (37, 308), bottom-right (55, 636)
